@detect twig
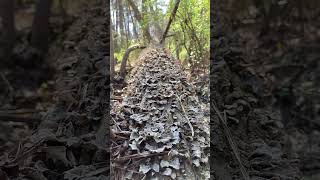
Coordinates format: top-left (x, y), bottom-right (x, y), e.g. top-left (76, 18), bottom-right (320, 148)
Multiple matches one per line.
top-left (175, 94), bottom-right (194, 137)
top-left (112, 151), bottom-right (168, 163)
top-left (0, 72), bottom-right (14, 93)
top-left (212, 101), bottom-right (250, 180)
top-left (111, 117), bottom-right (122, 131)
top-left (9, 139), bottom-right (44, 164)
top-left (110, 130), bottom-right (128, 140)
top-left (12, 141), bottom-right (22, 163)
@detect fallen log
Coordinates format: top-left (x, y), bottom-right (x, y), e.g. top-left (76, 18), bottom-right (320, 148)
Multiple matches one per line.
top-left (111, 47), bottom-right (210, 179)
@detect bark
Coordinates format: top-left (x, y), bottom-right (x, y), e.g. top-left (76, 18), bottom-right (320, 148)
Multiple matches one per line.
top-left (119, 44), bottom-right (146, 79)
top-left (160, 0), bottom-right (181, 44)
top-left (0, 0), bottom-right (15, 60)
top-left (31, 0), bottom-right (53, 53)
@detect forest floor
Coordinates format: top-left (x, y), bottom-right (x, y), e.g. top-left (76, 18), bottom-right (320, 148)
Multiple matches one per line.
top-left (0, 1), bottom-right (109, 179)
top-left (210, 2), bottom-right (320, 180)
top-left (0, 1), bottom-right (320, 180)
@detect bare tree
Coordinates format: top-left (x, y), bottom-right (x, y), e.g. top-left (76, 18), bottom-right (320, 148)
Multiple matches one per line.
top-left (0, 0), bottom-right (15, 60)
top-left (160, 0), bottom-right (181, 44)
top-left (31, 0), bottom-right (53, 53)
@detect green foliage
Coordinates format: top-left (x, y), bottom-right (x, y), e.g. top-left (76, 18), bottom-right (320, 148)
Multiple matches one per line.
top-left (111, 0), bottom-right (210, 71)
top-left (113, 37), bottom-right (141, 62)
top-left (167, 0), bottom-right (210, 68)
top-left (114, 48), bottom-right (125, 63)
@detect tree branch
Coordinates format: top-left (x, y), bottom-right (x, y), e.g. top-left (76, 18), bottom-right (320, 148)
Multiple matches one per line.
top-left (160, 0), bottom-right (181, 44)
top-left (119, 45), bottom-right (146, 79)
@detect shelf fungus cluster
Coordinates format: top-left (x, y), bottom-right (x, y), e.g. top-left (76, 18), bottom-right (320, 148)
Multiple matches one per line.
top-left (111, 48), bottom-right (210, 179)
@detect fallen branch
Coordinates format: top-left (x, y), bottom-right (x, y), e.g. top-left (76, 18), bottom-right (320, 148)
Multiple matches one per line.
top-left (0, 72), bottom-right (14, 93)
top-left (112, 151), bottom-right (168, 163)
top-left (175, 94), bottom-right (194, 137)
top-left (119, 44), bottom-right (146, 79)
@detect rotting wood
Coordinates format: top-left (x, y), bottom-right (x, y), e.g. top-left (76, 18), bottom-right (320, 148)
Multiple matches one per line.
top-left (111, 47), bottom-right (210, 179)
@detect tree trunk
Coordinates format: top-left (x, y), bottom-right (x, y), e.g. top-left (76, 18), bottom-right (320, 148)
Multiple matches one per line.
top-left (115, 0), bottom-right (120, 34)
top-left (125, 5), bottom-right (130, 43)
top-left (160, 0), bottom-right (181, 44)
top-left (0, 0), bottom-right (15, 60)
top-left (129, 7), bottom-right (139, 39)
top-left (119, 45), bottom-right (146, 79)
top-left (109, 1), bottom-right (115, 81)
top-left (110, 31), bottom-right (115, 81)
top-left (127, 0), bottom-right (152, 42)
top-left (118, 0), bottom-right (125, 36)
top-left (149, 5), bottom-right (163, 41)
top-left (31, 0), bottom-right (53, 53)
